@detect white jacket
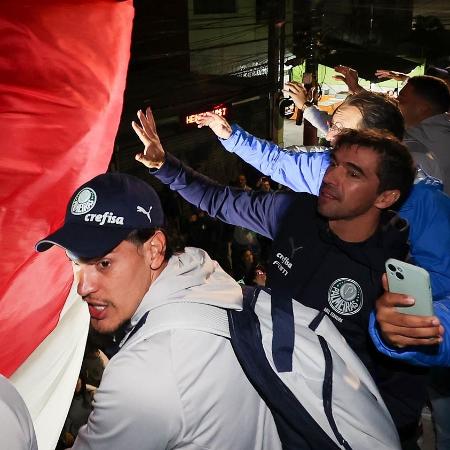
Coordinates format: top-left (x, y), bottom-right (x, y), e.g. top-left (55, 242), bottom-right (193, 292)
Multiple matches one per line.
top-left (404, 113), bottom-right (450, 193)
top-left (0, 375), bottom-right (37, 450)
top-left (73, 247), bottom-right (281, 450)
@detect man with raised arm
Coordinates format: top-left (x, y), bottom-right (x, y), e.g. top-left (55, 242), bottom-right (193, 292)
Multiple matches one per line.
top-left (195, 92), bottom-right (450, 371)
top-left (133, 107), bottom-right (430, 448)
top-left (196, 90), bottom-right (450, 296)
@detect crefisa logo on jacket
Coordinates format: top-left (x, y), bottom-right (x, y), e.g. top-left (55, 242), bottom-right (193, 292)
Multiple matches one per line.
top-left (328, 278), bottom-right (363, 316)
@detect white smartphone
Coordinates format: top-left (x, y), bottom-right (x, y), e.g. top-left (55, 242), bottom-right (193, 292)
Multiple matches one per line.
top-left (385, 258), bottom-right (434, 316)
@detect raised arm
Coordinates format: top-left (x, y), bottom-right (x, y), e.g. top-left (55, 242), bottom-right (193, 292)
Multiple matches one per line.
top-left (375, 69), bottom-right (409, 82)
top-left (282, 81), bottom-right (331, 133)
top-left (195, 112), bottom-right (331, 195)
top-left (132, 108), bottom-right (166, 169)
top-left (302, 106), bottom-right (330, 134)
top-left (333, 65), bottom-right (365, 95)
top-left (132, 107), bottom-right (291, 239)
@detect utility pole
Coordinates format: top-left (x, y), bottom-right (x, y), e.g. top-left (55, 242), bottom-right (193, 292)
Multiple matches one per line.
top-left (303, 24), bottom-right (318, 146)
top-left (267, 0), bottom-right (286, 143)
top-left (293, 0), bottom-right (322, 145)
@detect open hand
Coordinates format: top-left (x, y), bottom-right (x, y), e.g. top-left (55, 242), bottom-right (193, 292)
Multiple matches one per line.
top-left (282, 81), bottom-right (308, 109)
top-left (195, 112), bottom-right (232, 139)
top-left (333, 65), bottom-right (364, 94)
top-left (375, 69), bottom-right (409, 82)
top-left (132, 107), bottom-right (165, 169)
top-left (376, 274), bottom-right (444, 348)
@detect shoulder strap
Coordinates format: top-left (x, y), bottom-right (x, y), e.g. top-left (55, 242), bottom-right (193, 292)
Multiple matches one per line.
top-left (131, 302), bottom-right (231, 343)
top-left (228, 292), bottom-right (342, 450)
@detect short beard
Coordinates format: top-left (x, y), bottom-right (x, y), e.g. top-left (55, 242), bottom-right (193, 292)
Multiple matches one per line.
top-left (91, 317), bottom-right (131, 338)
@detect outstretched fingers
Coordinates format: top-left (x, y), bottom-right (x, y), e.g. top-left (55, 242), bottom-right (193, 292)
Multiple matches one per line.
top-left (283, 81), bottom-right (306, 94)
top-left (194, 111), bottom-right (232, 138)
top-left (195, 112), bottom-right (215, 128)
top-left (144, 107), bottom-right (157, 132)
top-left (136, 109), bottom-right (156, 140)
top-left (132, 107), bottom-right (166, 169)
top-left (375, 69), bottom-right (390, 79)
top-left (333, 75), bottom-right (346, 82)
top-left (132, 120), bottom-right (149, 146)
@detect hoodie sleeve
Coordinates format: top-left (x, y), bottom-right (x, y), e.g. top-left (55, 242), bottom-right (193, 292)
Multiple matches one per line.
top-left (0, 375), bottom-right (37, 450)
top-left (152, 152), bottom-right (294, 239)
top-left (369, 298), bottom-right (450, 367)
top-left (303, 105), bottom-right (330, 135)
top-left (72, 339), bottom-right (184, 450)
top-left (218, 124), bottom-right (331, 195)
top-left (398, 181), bottom-right (450, 299)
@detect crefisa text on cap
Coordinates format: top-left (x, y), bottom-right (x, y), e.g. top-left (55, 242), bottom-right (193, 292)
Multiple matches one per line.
top-left (84, 212), bottom-right (125, 226)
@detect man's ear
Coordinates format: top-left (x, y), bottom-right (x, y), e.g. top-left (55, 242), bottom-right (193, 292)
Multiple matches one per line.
top-left (375, 189), bottom-right (401, 209)
top-left (143, 230), bottom-right (166, 270)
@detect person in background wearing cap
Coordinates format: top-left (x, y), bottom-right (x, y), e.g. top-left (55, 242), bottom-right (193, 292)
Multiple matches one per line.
top-left (36, 173), bottom-right (281, 450)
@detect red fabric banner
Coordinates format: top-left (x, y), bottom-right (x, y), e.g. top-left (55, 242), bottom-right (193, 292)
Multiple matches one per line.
top-left (0, 0), bottom-right (134, 376)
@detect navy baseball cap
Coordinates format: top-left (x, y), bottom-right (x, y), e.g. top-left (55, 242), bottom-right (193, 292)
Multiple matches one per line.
top-left (36, 173), bottom-right (165, 258)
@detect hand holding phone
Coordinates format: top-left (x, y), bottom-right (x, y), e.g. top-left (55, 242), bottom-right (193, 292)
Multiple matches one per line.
top-left (385, 258), bottom-right (434, 316)
top-left (375, 266), bottom-right (442, 348)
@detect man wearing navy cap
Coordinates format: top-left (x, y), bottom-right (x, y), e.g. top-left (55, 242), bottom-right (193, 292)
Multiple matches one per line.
top-left (36, 173), bottom-right (281, 450)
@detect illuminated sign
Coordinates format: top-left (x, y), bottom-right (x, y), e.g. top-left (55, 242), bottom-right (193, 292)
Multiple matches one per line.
top-left (184, 105), bottom-right (228, 125)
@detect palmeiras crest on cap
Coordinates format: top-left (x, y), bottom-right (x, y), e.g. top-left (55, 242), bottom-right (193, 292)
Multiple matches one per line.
top-left (71, 187), bottom-right (97, 215)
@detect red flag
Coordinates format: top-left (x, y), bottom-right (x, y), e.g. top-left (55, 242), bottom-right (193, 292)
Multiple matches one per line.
top-left (0, 0), bottom-right (134, 376)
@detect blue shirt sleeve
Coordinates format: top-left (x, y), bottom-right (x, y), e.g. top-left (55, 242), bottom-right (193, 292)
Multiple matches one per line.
top-left (398, 181), bottom-right (450, 299)
top-left (219, 124), bottom-right (331, 195)
top-left (371, 180), bottom-right (450, 367)
top-left (369, 297), bottom-right (450, 367)
top-left (217, 125), bottom-right (450, 299)
top-left (152, 153), bottom-right (294, 239)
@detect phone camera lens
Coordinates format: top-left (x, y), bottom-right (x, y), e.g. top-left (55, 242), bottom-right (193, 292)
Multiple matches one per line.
top-left (387, 264), bottom-right (396, 272)
top-left (396, 272), bottom-right (404, 280)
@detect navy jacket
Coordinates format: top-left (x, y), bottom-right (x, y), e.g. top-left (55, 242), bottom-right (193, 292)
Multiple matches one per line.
top-left (152, 153), bottom-right (427, 433)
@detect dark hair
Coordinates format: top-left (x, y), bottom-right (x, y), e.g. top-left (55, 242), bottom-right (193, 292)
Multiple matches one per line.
top-left (426, 66), bottom-right (450, 80)
top-left (125, 227), bottom-right (180, 260)
top-left (407, 75), bottom-right (450, 114)
top-left (239, 247), bottom-right (254, 258)
top-left (332, 129), bottom-right (415, 206)
top-left (341, 91), bottom-right (405, 140)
